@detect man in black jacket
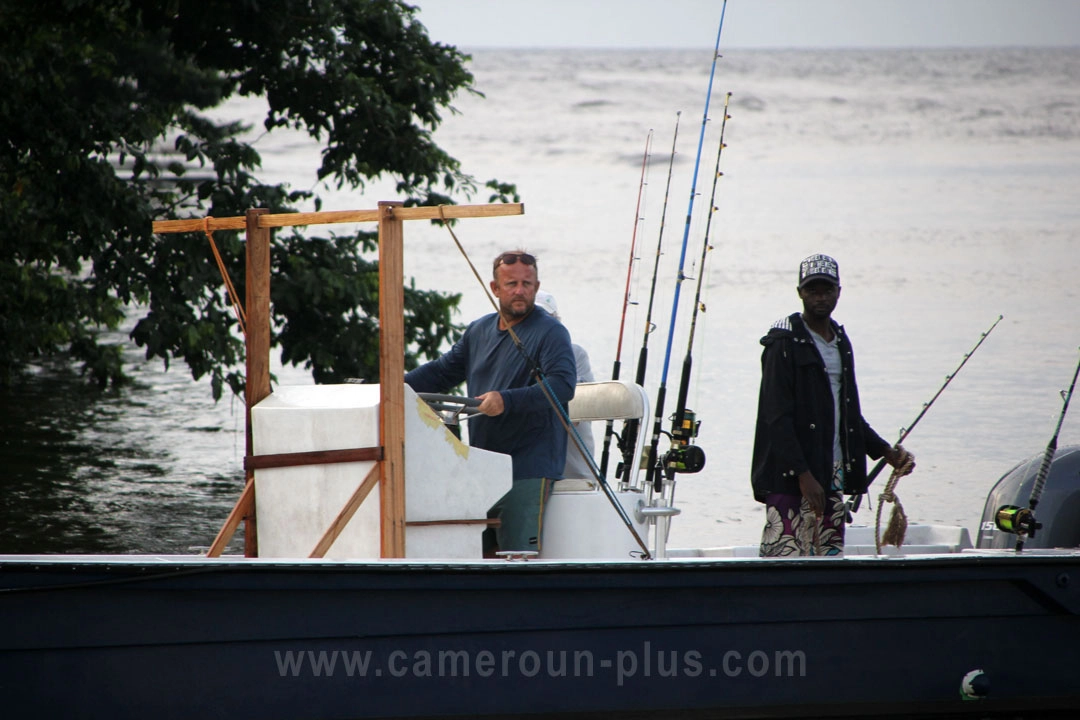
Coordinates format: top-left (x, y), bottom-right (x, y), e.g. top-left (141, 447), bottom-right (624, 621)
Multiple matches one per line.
top-left (751, 254), bottom-right (913, 556)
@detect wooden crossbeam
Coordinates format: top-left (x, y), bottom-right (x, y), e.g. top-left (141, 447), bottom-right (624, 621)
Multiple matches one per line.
top-left (153, 203), bottom-right (523, 234)
top-left (244, 447), bottom-right (383, 471)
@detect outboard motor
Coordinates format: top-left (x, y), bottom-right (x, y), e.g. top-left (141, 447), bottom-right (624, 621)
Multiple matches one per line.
top-left (977, 444), bottom-right (1080, 549)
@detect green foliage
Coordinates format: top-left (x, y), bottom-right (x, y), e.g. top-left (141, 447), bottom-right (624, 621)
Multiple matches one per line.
top-left (271, 230), bottom-right (463, 387)
top-left (0, 0), bottom-right (511, 397)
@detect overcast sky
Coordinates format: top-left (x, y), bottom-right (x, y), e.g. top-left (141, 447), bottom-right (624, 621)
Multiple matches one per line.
top-left (413, 0), bottom-right (1080, 49)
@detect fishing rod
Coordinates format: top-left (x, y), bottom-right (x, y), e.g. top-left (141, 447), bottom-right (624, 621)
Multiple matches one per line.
top-left (644, 0), bottom-right (728, 492)
top-left (663, 92), bottom-right (732, 481)
top-left (436, 209), bottom-right (653, 560)
top-left (615, 112), bottom-right (681, 486)
top-left (849, 314), bottom-right (1004, 514)
top-left (996, 346), bottom-right (1080, 552)
top-left (599, 129), bottom-right (653, 478)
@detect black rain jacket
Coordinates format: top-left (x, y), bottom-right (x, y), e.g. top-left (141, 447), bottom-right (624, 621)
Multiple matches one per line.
top-left (751, 312), bottom-right (890, 502)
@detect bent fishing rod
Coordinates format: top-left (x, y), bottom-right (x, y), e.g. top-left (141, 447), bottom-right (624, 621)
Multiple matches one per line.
top-left (664, 92), bottom-right (733, 482)
top-left (437, 209), bottom-right (653, 559)
top-left (615, 112), bottom-right (681, 486)
top-left (599, 129), bottom-right (653, 478)
top-left (849, 314), bottom-right (1003, 514)
top-left (644, 0), bottom-right (728, 492)
top-left (997, 346), bottom-right (1080, 552)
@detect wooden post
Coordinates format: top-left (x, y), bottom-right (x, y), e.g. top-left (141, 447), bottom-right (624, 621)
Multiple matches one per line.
top-left (244, 208), bottom-right (272, 557)
top-left (378, 201), bottom-right (407, 558)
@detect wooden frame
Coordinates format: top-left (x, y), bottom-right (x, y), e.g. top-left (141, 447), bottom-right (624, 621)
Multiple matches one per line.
top-left (152, 202), bottom-right (524, 558)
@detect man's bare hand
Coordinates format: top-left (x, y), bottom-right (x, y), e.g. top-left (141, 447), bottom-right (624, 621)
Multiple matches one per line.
top-left (798, 471), bottom-right (825, 517)
top-left (476, 391), bottom-right (505, 416)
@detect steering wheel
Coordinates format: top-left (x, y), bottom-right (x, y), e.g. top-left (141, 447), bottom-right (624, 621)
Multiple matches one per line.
top-left (417, 393), bottom-right (483, 425)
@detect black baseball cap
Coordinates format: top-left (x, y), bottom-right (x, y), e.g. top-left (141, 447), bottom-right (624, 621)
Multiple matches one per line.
top-left (798, 254), bottom-right (840, 288)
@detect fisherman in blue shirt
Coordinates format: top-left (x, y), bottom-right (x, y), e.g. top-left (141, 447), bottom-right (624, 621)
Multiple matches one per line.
top-left (405, 250), bottom-right (576, 555)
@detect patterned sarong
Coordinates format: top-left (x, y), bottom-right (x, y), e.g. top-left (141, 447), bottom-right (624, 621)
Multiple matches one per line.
top-left (759, 463), bottom-right (846, 557)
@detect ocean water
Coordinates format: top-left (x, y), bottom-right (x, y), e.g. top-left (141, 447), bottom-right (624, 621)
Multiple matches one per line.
top-left (3, 47), bottom-right (1079, 553)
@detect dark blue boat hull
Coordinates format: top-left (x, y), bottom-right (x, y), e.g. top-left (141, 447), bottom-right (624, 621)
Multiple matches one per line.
top-left (2, 554), bottom-right (1079, 718)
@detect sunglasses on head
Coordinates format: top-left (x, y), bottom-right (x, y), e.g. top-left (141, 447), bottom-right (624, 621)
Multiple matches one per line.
top-left (493, 252), bottom-right (536, 272)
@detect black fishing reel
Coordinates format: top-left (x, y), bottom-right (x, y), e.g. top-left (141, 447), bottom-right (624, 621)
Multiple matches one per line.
top-left (994, 505), bottom-right (1042, 538)
top-left (671, 408), bottom-right (701, 445)
top-left (663, 408), bottom-right (706, 476)
top-left (664, 444), bottom-right (706, 475)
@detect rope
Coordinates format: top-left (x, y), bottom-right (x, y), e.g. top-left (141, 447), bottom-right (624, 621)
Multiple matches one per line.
top-left (203, 216), bottom-right (247, 338)
top-left (437, 207), bottom-right (493, 314)
top-left (874, 444), bottom-right (916, 554)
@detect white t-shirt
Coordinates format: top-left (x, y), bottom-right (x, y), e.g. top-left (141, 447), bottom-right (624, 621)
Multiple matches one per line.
top-left (808, 326), bottom-right (843, 468)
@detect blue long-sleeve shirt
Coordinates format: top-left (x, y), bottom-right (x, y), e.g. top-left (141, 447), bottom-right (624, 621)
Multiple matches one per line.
top-left (405, 307), bottom-right (576, 480)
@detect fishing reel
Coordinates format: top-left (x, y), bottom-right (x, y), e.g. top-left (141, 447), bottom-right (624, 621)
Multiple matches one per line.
top-left (994, 505), bottom-right (1042, 539)
top-left (662, 409), bottom-right (706, 476)
top-left (671, 408), bottom-right (701, 446)
top-left (664, 444), bottom-right (706, 475)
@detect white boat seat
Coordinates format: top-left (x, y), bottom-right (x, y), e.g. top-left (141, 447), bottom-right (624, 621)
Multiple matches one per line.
top-left (546, 381), bottom-right (653, 559)
top-left (567, 380), bottom-right (648, 422)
